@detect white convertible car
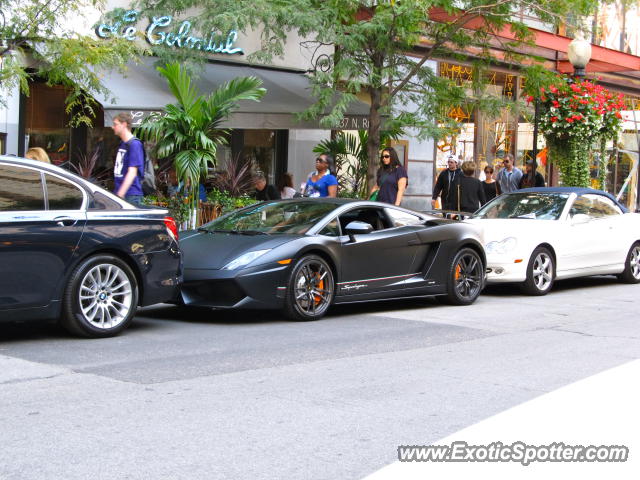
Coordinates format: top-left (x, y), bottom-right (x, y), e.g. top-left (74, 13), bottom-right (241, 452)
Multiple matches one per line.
top-left (467, 187), bottom-right (640, 295)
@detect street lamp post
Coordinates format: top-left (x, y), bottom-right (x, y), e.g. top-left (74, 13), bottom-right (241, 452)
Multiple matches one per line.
top-left (567, 31), bottom-right (592, 78)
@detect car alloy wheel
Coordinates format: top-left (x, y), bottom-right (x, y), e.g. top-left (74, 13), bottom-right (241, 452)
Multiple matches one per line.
top-left (521, 247), bottom-right (554, 295)
top-left (79, 264), bottom-right (133, 329)
top-left (285, 255), bottom-right (334, 321)
top-left (61, 254), bottom-right (139, 337)
top-left (444, 248), bottom-right (484, 305)
top-left (618, 242), bottom-right (640, 284)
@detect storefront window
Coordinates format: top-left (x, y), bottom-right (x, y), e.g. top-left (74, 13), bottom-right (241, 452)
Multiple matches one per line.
top-left (436, 63), bottom-right (519, 178)
top-left (25, 83), bottom-right (71, 166)
top-left (242, 129), bottom-right (276, 183)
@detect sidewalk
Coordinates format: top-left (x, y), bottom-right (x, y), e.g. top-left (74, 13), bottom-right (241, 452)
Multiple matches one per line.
top-left (364, 359), bottom-right (639, 479)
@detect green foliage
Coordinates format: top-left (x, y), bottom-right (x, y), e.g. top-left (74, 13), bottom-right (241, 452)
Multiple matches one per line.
top-left (142, 194), bottom-right (192, 225)
top-left (206, 188), bottom-right (256, 214)
top-left (0, 0), bottom-right (142, 126)
top-left (136, 62), bottom-right (265, 213)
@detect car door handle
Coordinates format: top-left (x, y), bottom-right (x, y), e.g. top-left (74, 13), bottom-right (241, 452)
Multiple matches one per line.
top-left (407, 239), bottom-right (420, 246)
top-left (53, 216), bottom-right (76, 227)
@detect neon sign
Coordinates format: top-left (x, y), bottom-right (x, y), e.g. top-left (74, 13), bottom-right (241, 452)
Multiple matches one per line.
top-left (96, 10), bottom-right (244, 55)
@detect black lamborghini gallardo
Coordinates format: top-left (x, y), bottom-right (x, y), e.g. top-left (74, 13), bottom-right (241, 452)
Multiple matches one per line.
top-left (179, 198), bottom-right (485, 320)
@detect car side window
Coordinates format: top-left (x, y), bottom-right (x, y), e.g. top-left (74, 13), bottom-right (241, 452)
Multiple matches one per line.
top-left (589, 195), bottom-right (621, 217)
top-left (0, 165), bottom-right (45, 211)
top-left (338, 207), bottom-right (390, 232)
top-left (318, 218), bottom-right (341, 237)
top-left (44, 173), bottom-right (84, 210)
top-left (571, 194), bottom-right (621, 218)
top-left (384, 207), bottom-right (422, 227)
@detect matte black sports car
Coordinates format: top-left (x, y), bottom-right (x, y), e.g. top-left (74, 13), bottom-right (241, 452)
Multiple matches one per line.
top-left (180, 199), bottom-right (485, 320)
top-left (0, 157), bottom-right (182, 337)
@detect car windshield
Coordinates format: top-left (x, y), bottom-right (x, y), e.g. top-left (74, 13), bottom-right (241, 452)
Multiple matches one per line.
top-left (475, 193), bottom-right (569, 220)
top-left (200, 200), bottom-right (339, 235)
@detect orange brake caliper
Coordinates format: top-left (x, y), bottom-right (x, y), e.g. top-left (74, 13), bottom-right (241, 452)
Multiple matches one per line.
top-left (314, 275), bottom-right (324, 305)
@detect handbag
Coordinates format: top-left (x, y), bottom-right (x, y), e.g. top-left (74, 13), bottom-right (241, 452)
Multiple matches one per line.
top-left (369, 190), bottom-right (379, 201)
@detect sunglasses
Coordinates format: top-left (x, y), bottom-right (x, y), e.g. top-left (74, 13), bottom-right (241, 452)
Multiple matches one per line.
top-left (381, 154), bottom-right (391, 159)
top-left (315, 157), bottom-right (327, 163)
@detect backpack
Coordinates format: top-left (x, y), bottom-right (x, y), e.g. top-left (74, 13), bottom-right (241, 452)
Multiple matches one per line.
top-left (126, 137), bottom-right (156, 195)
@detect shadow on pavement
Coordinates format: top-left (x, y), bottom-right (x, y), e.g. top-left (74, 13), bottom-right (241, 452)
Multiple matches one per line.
top-left (481, 275), bottom-right (620, 297)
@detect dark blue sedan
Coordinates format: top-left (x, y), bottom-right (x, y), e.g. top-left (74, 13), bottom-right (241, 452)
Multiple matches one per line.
top-left (0, 157), bottom-right (182, 337)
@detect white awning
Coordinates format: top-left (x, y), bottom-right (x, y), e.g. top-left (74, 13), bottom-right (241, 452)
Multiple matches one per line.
top-left (93, 58), bottom-right (371, 129)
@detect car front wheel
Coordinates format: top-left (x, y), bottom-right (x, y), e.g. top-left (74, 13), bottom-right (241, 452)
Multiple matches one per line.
top-left (443, 248), bottom-right (484, 305)
top-left (618, 242), bottom-right (640, 284)
top-left (284, 255), bottom-right (334, 321)
top-left (60, 254), bottom-right (139, 337)
top-left (520, 247), bottom-right (554, 295)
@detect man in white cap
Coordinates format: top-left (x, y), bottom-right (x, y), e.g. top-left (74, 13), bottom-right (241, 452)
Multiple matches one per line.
top-left (432, 154), bottom-right (462, 210)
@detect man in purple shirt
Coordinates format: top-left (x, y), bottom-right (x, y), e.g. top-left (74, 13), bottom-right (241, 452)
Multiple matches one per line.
top-left (112, 112), bottom-right (144, 206)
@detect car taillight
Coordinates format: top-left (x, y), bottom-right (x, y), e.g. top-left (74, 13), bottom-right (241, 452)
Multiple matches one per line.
top-left (164, 216), bottom-right (179, 241)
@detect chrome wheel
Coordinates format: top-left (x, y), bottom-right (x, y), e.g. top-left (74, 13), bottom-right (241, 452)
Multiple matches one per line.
top-left (521, 246), bottom-right (555, 295)
top-left (629, 245), bottom-right (640, 280)
top-left (531, 251), bottom-right (553, 291)
top-left (453, 251), bottom-right (483, 301)
top-left (79, 263), bottom-right (133, 329)
top-left (618, 243), bottom-right (640, 284)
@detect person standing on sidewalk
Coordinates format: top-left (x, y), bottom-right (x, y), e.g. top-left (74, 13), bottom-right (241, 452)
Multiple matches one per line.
top-left (495, 153), bottom-right (523, 194)
top-left (431, 154), bottom-right (462, 211)
top-left (112, 113), bottom-right (144, 206)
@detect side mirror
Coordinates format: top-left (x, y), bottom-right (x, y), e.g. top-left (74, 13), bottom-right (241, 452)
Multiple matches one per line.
top-left (344, 220), bottom-right (373, 242)
top-left (571, 213), bottom-right (591, 225)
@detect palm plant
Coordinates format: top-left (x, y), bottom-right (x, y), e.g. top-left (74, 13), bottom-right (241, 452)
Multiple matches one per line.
top-left (137, 63), bottom-right (266, 226)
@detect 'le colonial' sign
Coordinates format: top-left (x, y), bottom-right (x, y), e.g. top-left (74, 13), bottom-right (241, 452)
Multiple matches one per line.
top-left (96, 10), bottom-right (244, 55)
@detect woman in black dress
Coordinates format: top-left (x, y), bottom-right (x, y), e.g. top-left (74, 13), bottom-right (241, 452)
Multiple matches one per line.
top-left (369, 147), bottom-right (408, 205)
top-left (481, 164), bottom-right (500, 204)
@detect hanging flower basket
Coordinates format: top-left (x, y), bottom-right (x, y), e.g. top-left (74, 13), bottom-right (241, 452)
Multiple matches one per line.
top-left (527, 78), bottom-right (624, 187)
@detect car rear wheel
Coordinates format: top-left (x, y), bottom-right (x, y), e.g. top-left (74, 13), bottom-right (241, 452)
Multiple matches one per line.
top-left (60, 254), bottom-right (138, 337)
top-left (443, 248), bottom-right (484, 305)
top-left (284, 255), bottom-right (334, 321)
top-left (520, 247), bottom-right (554, 295)
top-left (618, 242), bottom-right (640, 283)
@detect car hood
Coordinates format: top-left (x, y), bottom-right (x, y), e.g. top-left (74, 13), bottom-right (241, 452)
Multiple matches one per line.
top-left (466, 218), bottom-right (558, 243)
top-left (179, 230), bottom-right (298, 270)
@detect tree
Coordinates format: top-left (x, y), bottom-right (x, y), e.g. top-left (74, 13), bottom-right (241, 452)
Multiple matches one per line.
top-left (135, 0), bottom-right (600, 188)
top-left (0, 0), bottom-right (141, 126)
top-left (136, 63), bottom-right (265, 226)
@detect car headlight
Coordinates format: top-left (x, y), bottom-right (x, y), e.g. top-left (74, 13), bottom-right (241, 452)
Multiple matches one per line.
top-left (223, 249), bottom-right (272, 270)
top-left (486, 237), bottom-right (517, 255)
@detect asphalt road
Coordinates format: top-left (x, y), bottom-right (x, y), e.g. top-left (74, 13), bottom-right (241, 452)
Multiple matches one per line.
top-left (1, 276), bottom-right (639, 480)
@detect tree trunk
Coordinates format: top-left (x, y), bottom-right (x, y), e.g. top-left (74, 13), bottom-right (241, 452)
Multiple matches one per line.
top-left (367, 86), bottom-right (383, 193)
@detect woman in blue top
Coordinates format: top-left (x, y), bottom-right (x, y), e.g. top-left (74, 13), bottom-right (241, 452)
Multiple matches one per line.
top-left (303, 153), bottom-right (338, 197)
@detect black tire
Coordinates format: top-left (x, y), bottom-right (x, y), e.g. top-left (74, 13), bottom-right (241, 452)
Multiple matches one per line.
top-left (520, 247), bottom-right (554, 295)
top-left (283, 255), bottom-right (334, 321)
top-left (443, 248), bottom-right (484, 305)
top-left (617, 242), bottom-right (640, 284)
top-left (60, 254), bottom-right (139, 338)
